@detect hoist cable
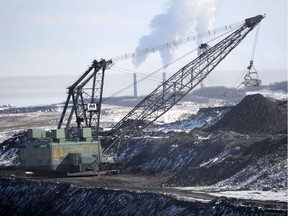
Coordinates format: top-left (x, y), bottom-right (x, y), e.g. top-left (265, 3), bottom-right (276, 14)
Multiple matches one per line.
top-left (223, 22), bottom-right (262, 97)
top-left (251, 23), bottom-right (261, 61)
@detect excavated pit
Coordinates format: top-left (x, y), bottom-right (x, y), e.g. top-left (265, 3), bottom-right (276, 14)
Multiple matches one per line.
top-left (0, 93), bottom-right (287, 215)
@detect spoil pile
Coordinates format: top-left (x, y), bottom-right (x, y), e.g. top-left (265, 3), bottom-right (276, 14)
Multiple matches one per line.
top-left (207, 94), bottom-right (287, 134)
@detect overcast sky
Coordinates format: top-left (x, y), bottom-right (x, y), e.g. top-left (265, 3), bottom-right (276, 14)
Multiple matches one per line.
top-left (0, 0), bottom-right (287, 106)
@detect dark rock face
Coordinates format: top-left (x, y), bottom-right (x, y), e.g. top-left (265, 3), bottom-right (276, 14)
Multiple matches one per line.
top-left (121, 132), bottom-right (287, 189)
top-left (207, 94), bottom-right (287, 134)
top-left (0, 93), bottom-right (287, 215)
top-left (0, 178), bottom-right (286, 216)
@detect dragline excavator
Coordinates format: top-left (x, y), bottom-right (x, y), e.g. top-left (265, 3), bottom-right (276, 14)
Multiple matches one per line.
top-left (19, 15), bottom-right (265, 175)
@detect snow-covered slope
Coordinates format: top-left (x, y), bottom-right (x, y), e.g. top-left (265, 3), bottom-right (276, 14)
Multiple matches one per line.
top-left (0, 178), bottom-right (286, 215)
top-left (0, 94), bottom-right (287, 193)
top-left (158, 106), bottom-right (231, 132)
top-left (0, 99), bottom-right (227, 166)
top-left (117, 131), bottom-right (287, 190)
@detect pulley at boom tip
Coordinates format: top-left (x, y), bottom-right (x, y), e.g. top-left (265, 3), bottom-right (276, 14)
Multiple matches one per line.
top-left (245, 14), bottom-right (265, 28)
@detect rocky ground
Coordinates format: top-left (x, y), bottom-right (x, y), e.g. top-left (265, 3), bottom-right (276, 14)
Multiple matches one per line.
top-left (0, 93), bottom-right (287, 215)
top-left (103, 94), bottom-right (287, 191)
top-left (116, 131), bottom-right (287, 190)
top-left (0, 178), bottom-right (287, 216)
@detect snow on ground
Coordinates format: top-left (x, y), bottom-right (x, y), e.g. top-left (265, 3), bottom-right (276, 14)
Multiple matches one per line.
top-left (174, 186), bottom-right (287, 202)
top-left (215, 155), bottom-right (287, 190)
top-left (0, 130), bottom-right (21, 143)
top-left (157, 107), bottom-right (230, 133)
top-left (246, 89), bottom-right (287, 100)
top-left (100, 99), bottom-right (227, 128)
top-left (1, 101), bottom-right (222, 142)
top-left (162, 192), bottom-right (211, 203)
top-left (199, 146), bottom-right (241, 168)
top-left (0, 148), bottom-right (19, 166)
top-left (101, 104), bottom-right (132, 122)
top-left (156, 99), bottom-right (226, 124)
top-left (0, 112), bottom-right (60, 143)
top-left (209, 190), bottom-right (287, 203)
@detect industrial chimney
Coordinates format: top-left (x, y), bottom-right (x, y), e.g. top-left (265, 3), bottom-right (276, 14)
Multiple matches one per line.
top-left (163, 71), bottom-right (166, 83)
top-left (133, 73), bottom-right (138, 98)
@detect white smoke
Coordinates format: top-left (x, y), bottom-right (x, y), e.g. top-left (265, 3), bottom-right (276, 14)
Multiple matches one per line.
top-left (132, 0), bottom-right (219, 68)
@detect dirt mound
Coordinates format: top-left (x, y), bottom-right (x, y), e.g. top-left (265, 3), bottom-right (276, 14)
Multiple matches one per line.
top-left (207, 94), bottom-right (287, 134)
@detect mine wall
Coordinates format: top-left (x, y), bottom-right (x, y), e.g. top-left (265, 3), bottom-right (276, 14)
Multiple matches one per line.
top-left (0, 178), bottom-right (286, 216)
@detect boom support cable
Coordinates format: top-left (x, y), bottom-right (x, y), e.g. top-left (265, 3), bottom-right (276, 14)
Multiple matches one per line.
top-left (103, 15), bottom-right (265, 154)
top-left (251, 23), bottom-right (261, 61)
top-left (104, 25), bottom-right (241, 102)
top-left (104, 47), bottom-right (198, 101)
top-left (110, 21), bottom-right (243, 62)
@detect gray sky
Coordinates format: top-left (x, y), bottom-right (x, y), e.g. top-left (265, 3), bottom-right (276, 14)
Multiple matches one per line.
top-left (0, 0), bottom-right (287, 106)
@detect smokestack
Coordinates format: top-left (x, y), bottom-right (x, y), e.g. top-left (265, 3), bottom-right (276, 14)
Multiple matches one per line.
top-left (163, 72), bottom-right (166, 83)
top-left (162, 71), bottom-right (167, 92)
top-left (133, 73), bottom-right (138, 98)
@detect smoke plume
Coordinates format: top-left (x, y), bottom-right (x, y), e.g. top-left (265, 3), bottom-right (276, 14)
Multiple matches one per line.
top-left (132, 0), bottom-right (219, 68)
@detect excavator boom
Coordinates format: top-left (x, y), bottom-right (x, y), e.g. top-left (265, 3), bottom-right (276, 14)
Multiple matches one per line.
top-left (104, 15), bottom-right (264, 153)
